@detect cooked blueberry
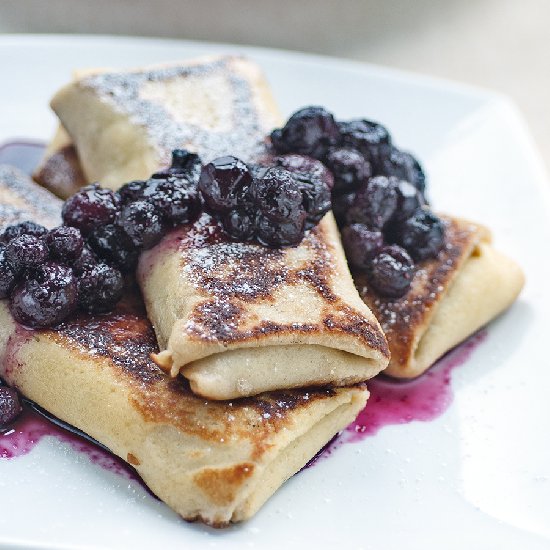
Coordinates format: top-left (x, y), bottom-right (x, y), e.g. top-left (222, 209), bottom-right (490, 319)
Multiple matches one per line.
top-left (297, 176), bottom-right (332, 229)
top-left (0, 221), bottom-right (47, 244)
top-left (88, 224), bottom-right (138, 272)
top-left (341, 224), bottom-right (383, 271)
top-left (10, 262), bottom-right (78, 327)
top-left (369, 245), bottom-right (414, 298)
top-left (141, 176), bottom-right (201, 226)
top-left (395, 209), bottom-right (445, 261)
top-left (222, 209), bottom-right (256, 241)
top-left (325, 147), bottom-right (371, 194)
top-left (117, 200), bottom-right (164, 250)
top-left (251, 167), bottom-right (303, 222)
top-left (198, 156), bottom-right (252, 212)
top-left (62, 184), bottom-right (121, 235)
top-left (346, 175), bottom-right (398, 229)
top-left (77, 263), bottom-right (124, 313)
top-left (256, 211), bottom-right (306, 247)
top-left (271, 106), bottom-right (340, 158)
top-left (332, 192), bottom-right (355, 227)
top-left (5, 234), bottom-right (49, 272)
top-left (72, 246), bottom-right (97, 276)
top-left (168, 149), bottom-right (202, 182)
top-left (45, 226), bottom-right (84, 265)
top-left (376, 147), bottom-right (426, 195)
top-left (118, 180), bottom-right (147, 204)
top-left (393, 179), bottom-right (426, 221)
top-left (338, 119), bottom-right (392, 167)
top-left (0, 387), bottom-right (22, 429)
top-left (274, 154), bottom-right (334, 190)
top-left (0, 244), bottom-right (17, 298)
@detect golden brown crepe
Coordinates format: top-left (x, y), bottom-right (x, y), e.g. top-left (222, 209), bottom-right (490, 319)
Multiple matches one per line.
top-left (0, 164), bottom-right (369, 526)
top-left (355, 216), bottom-right (524, 378)
top-left (50, 55), bottom-right (390, 400)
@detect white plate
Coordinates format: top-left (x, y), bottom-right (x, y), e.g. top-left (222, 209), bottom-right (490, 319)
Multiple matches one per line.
top-left (0, 35), bottom-right (549, 550)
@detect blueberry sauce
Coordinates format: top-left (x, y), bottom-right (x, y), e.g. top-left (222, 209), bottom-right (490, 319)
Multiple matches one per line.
top-left (306, 330), bottom-right (488, 467)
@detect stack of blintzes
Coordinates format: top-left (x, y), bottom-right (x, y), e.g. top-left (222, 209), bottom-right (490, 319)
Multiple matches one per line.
top-left (0, 54), bottom-right (523, 526)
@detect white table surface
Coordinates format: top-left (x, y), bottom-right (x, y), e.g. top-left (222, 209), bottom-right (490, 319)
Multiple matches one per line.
top-left (1, 0), bottom-right (549, 170)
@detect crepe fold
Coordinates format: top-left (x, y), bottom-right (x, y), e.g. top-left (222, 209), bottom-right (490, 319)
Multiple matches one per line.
top-left (50, 55), bottom-right (390, 400)
top-left (0, 165), bottom-right (369, 526)
top-left (355, 217), bottom-right (524, 378)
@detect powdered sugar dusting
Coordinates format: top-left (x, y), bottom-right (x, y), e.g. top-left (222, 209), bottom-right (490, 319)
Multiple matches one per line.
top-left (81, 57), bottom-right (270, 166)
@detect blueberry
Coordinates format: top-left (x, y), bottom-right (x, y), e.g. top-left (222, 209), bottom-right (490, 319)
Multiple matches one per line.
top-left (5, 234), bottom-right (49, 272)
top-left (62, 184), bottom-right (121, 235)
top-left (87, 224), bottom-right (138, 272)
top-left (256, 210), bottom-right (306, 247)
top-left (332, 192), bottom-right (355, 227)
top-left (116, 200), bottom-right (164, 250)
top-left (77, 263), bottom-right (124, 313)
top-left (341, 224), bottom-right (383, 271)
top-left (0, 221), bottom-right (47, 244)
top-left (222, 209), bottom-right (256, 241)
top-left (168, 149), bottom-right (202, 182)
top-left (395, 209), bottom-right (445, 261)
top-left (118, 180), bottom-right (147, 205)
top-left (10, 262), bottom-right (78, 327)
top-left (198, 156), bottom-right (252, 212)
top-left (274, 154), bottom-right (334, 191)
top-left (393, 179), bottom-right (426, 222)
top-left (346, 175), bottom-right (398, 229)
top-left (368, 245), bottom-right (414, 298)
top-left (0, 387), bottom-right (22, 429)
top-left (72, 246), bottom-right (97, 276)
top-left (45, 226), bottom-right (84, 265)
top-left (251, 167), bottom-right (303, 222)
top-left (0, 244), bottom-right (17, 298)
top-left (376, 147), bottom-right (426, 195)
top-left (141, 176), bottom-right (201, 226)
top-left (338, 119), bottom-right (392, 167)
top-left (325, 147), bottom-right (371, 194)
top-left (271, 106), bottom-right (340, 158)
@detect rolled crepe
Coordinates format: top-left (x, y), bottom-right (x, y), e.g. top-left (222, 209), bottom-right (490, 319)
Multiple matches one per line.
top-left (0, 165), bottom-right (369, 526)
top-left (50, 55), bottom-right (390, 399)
top-left (354, 217), bottom-right (524, 378)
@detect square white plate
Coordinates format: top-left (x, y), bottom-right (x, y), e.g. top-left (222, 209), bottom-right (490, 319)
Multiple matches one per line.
top-left (0, 35), bottom-right (549, 550)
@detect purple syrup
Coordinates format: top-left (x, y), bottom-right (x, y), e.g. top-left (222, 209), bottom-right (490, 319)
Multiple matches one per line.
top-left (0, 140), bottom-right (45, 176)
top-left (306, 330), bottom-right (488, 466)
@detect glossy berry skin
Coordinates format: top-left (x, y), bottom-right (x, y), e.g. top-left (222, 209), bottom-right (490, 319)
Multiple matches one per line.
top-left (346, 175), bottom-right (398, 229)
top-left (338, 119), bottom-right (392, 167)
top-left (274, 154), bottom-right (334, 191)
top-left (256, 210), bottom-right (306, 247)
top-left (0, 244), bottom-right (17, 298)
top-left (376, 147), bottom-right (426, 196)
top-left (45, 226), bottom-right (84, 264)
top-left (271, 106), bottom-right (340, 159)
top-left (168, 149), bottom-right (202, 182)
top-left (0, 387), bottom-right (22, 429)
top-left (5, 234), bottom-right (49, 272)
top-left (88, 224), bottom-right (138, 272)
top-left (221, 209), bottom-right (256, 241)
top-left (72, 246), bottom-right (97, 276)
top-left (10, 262), bottom-right (78, 328)
top-left (77, 263), bottom-right (124, 313)
top-left (395, 209), bottom-right (445, 261)
top-left (341, 224), bottom-right (383, 271)
top-left (118, 180), bottom-right (147, 205)
top-left (62, 184), bottom-right (121, 235)
top-left (198, 156), bottom-right (252, 213)
top-left (116, 200), bottom-right (164, 250)
top-left (325, 147), bottom-right (371, 194)
top-left (0, 221), bottom-right (48, 243)
top-left (251, 167), bottom-right (303, 222)
top-left (142, 176), bottom-right (201, 226)
top-left (369, 245), bottom-right (414, 298)
top-left (393, 179), bottom-right (426, 222)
